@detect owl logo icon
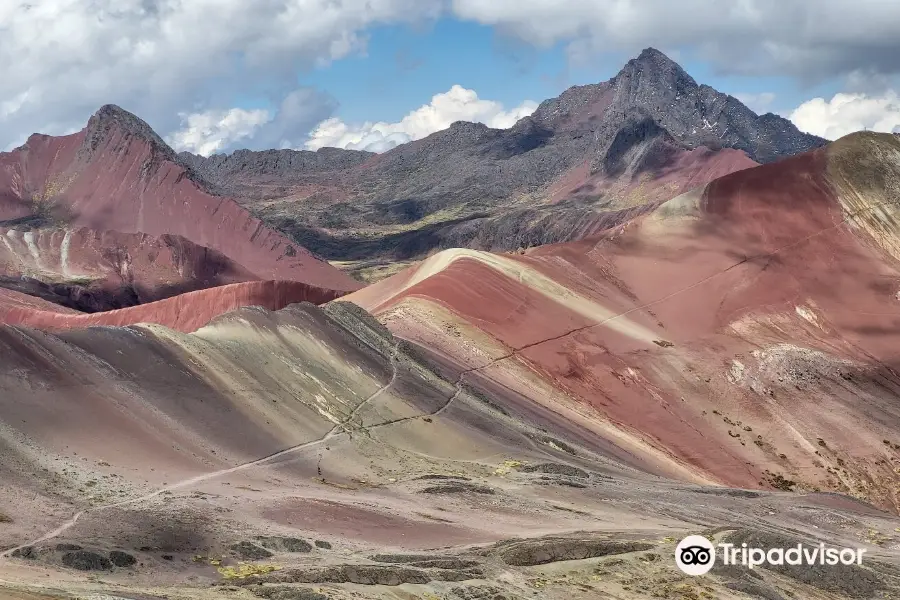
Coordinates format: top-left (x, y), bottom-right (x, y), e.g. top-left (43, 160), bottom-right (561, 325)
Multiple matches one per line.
top-left (675, 535), bottom-right (716, 575)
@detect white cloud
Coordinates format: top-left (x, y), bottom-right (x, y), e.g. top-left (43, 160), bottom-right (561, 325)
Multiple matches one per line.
top-left (167, 108), bottom-right (271, 156)
top-left (305, 85), bottom-right (538, 152)
top-left (450, 0), bottom-right (900, 78)
top-left (0, 0), bottom-right (442, 148)
top-left (789, 91), bottom-right (900, 140)
top-left (4, 1), bottom-right (900, 153)
top-left (733, 92), bottom-right (776, 114)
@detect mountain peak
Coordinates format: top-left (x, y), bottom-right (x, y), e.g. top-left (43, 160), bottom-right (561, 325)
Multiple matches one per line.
top-left (426, 120), bottom-right (495, 144)
top-left (94, 103), bottom-right (139, 120)
top-left (448, 120), bottom-right (492, 133)
top-left (90, 105), bottom-right (166, 141)
top-left (635, 47), bottom-right (676, 65)
top-left (81, 104), bottom-right (177, 163)
top-left (618, 47), bottom-right (696, 88)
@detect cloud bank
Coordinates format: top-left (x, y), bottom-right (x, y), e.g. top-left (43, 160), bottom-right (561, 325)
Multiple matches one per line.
top-left (0, 0), bottom-right (440, 149)
top-left (789, 91), bottom-right (900, 140)
top-left (4, 1), bottom-right (900, 151)
top-left (166, 108), bottom-right (271, 156)
top-left (304, 85), bottom-right (538, 152)
top-left (167, 85), bottom-right (536, 155)
top-left (451, 0), bottom-right (900, 79)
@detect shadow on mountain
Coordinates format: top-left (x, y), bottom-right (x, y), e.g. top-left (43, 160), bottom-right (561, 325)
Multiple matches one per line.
top-left (0, 242), bottom-right (256, 313)
top-left (265, 200), bottom-right (657, 268)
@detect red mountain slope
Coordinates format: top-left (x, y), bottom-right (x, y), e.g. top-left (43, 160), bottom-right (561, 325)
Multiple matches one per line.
top-left (0, 280), bottom-right (335, 333)
top-left (0, 105), bottom-right (361, 294)
top-left (0, 226), bottom-right (261, 311)
top-left (346, 132), bottom-right (900, 511)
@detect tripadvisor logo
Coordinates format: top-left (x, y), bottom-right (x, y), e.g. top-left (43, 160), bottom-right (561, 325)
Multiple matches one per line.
top-left (675, 535), bottom-right (867, 576)
top-left (676, 536), bottom-right (717, 575)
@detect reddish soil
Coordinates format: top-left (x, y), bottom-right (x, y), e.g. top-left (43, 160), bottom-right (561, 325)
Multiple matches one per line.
top-left (262, 497), bottom-right (489, 547)
top-left (0, 227), bottom-right (260, 309)
top-left (0, 280), bottom-right (341, 333)
top-left (350, 134), bottom-right (900, 509)
top-left (548, 145), bottom-right (758, 205)
top-left (0, 109), bottom-right (361, 294)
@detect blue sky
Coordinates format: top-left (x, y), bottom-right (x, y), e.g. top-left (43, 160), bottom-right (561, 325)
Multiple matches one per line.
top-left (299, 20), bottom-right (576, 123)
top-left (2, 1), bottom-right (899, 154)
top-left (207, 15), bottom-right (858, 157)
top-left (297, 19), bottom-right (845, 124)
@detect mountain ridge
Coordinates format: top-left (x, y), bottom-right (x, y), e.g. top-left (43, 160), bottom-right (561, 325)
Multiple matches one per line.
top-left (7, 48), bottom-right (825, 284)
top-left (172, 48), bottom-right (823, 281)
top-left (0, 104), bottom-right (364, 307)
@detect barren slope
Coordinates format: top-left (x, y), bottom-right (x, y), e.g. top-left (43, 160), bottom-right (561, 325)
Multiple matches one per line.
top-left (0, 129), bottom-right (896, 599)
top-left (348, 132), bottom-right (900, 513)
top-left (1, 299), bottom-right (898, 600)
top-left (0, 226), bottom-right (259, 312)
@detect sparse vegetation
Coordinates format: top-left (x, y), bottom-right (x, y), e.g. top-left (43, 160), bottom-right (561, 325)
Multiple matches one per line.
top-left (24, 174), bottom-right (76, 225)
top-left (420, 483), bottom-right (495, 495)
top-left (864, 528), bottom-right (892, 546)
top-left (218, 563), bottom-right (283, 580)
top-left (494, 459), bottom-right (524, 476)
top-left (764, 471), bottom-right (797, 491)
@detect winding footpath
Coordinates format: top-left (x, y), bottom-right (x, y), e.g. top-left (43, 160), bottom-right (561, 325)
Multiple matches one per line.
top-left (1, 347), bottom-right (400, 559)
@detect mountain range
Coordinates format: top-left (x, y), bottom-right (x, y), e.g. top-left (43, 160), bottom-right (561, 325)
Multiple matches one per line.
top-left (5, 47), bottom-right (900, 600)
top-left (179, 48), bottom-right (825, 280)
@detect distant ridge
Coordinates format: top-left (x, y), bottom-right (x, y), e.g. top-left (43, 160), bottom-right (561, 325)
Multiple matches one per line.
top-left (177, 48), bottom-right (824, 279)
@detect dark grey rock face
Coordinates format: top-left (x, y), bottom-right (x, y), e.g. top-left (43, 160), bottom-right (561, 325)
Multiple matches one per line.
top-left (177, 146), bottom-right (373, 194)
top-left (109, 550), bottom-right (137, 567)
top-left (61, 550), bottom-right (112, 571)
top-left (255, 536), bottom-right (313, 553)
top-left (532, 48), bottom-right (825, 164)
top-left (230, 541), bottom-right (274, 560)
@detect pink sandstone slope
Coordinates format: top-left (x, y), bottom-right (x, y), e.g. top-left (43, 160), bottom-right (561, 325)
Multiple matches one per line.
top-left (0, 226), bottom-right (260, 307)
top-left (346, 132), bottom-right (900, 511)
top-left (0, 105), bottom-right (361, 294)
top-left (0, 280), bottom-right (339, 333)
top-left (548, 143), bottom-right (759, 206)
